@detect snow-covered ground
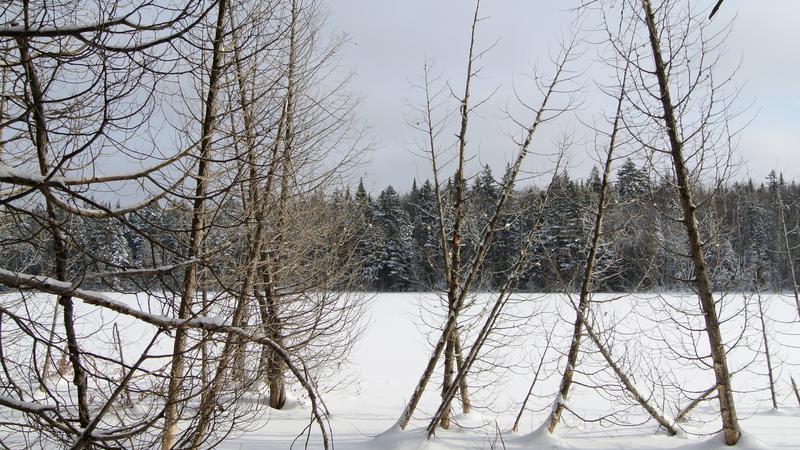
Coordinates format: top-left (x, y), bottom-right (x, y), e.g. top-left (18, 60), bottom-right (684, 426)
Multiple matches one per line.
top-left (2, 292), bottom-right (798, 449)
top-left (221, 292), bottom-right (800, 450)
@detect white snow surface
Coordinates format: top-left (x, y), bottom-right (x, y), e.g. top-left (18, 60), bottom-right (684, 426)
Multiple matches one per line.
top-left (2, 291), bottom-right (799, 449)
top-left (219, 293), bottom-right (800, 450)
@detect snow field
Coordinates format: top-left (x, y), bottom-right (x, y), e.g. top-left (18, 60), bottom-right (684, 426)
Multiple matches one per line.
top-left (1, 291), bottom-right (798, 449)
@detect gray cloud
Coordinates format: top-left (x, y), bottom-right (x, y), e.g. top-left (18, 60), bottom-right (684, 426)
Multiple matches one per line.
top-left (327, 0), bottom-right (800, 192)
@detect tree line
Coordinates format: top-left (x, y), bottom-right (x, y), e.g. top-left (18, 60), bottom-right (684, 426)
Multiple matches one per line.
top-left (10, 162), bottom-right (793, 295)
top-left (355, 166), bottom-right (800, 293)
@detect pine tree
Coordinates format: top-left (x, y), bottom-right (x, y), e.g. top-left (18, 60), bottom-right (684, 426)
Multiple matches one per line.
top-left (372, 186), bottom-right (414, 291)
top-left (465, 165), bottom-right (500, 287)
top-left (352, 179), bottom-right (382, 289)
top-left (588, 166), bottom-right (602, 194)
top-left (412, 180), bottom-right (442, 288)
top-left (616, 158), bottom-right (649, 199)
top-left (355, 178), bottom-right (371, 205)
top-left (531, 171), bottom-right (589, 290)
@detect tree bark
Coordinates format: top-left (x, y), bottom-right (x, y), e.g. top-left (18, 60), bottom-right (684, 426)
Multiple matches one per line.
top-left (755, 288), bottom-right (778, 409)
top-left (16, 30), bottom-right (90, 429)
top-left (161, 0), bottom-right (229, 447)
top-left (440, 325), bottom-right (456, 429)
top-left (547, 60), bottom-right (626, 435)
top-left (641, 0), bottom-right (740, 444)
top-left (263, 270), bottom-right (286, 409)
top-left (453, 329), bottom-right (471, 414)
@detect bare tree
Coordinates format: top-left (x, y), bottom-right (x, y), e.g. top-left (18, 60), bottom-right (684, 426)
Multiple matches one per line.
top-left (602, 0), bottom-right (744, 443)
top-left (231, 0), bottom-right (367, 413)
top-left (0, 1), bottom-right (219, 447)
top-left (396, 0), bottom-right (483, 430)
top-left (161, 0), bottom-right (366, 446)
top-left (0, 0), bottom-right (360, 448)
top-left (161, 0), bottom-right (230, 447)
top-left (542, 73), bottom-right (668, 437)
top-left (754, 288), bottom-right (778, 410)
top-left (396, 1), bottom-right (581, 432)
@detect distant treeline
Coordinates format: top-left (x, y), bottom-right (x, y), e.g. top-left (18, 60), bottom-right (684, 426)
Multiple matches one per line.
top-left (4, 160), bottom-right (798, 293)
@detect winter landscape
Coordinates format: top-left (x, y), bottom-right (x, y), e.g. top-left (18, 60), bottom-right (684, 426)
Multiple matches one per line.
top-left (2, 0), bottom-right (800, 449)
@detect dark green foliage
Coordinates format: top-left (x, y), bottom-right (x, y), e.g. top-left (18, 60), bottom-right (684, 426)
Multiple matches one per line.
top-left (4, 166), bottom-right (800, 293)
top-left (369, 185), bottom-right (415, 291)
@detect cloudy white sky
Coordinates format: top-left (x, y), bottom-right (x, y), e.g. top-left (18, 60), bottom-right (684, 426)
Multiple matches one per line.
top-left (326, 1), bottom-right (800, 193)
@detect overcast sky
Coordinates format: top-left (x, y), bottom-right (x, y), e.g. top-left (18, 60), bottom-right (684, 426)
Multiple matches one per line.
top-left (325, 1), bottom-right (800, 193)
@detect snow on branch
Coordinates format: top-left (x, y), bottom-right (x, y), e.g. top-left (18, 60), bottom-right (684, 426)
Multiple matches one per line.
top-left (0, 268), bottom-right (228, 330)
top-left (0, 268), bottom-right (332, 447)
top-left (0, 395), bottom-right (56, 414)
top-left (0, 17), bottom-right (132, 38)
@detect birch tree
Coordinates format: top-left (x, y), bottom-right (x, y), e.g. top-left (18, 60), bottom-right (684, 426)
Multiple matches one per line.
top-left (602, 0), bottom-right (744, 443)
top-left (398, 1), bottom-right (581, 432)
top-left (0, 0), bottom-right (352, 448)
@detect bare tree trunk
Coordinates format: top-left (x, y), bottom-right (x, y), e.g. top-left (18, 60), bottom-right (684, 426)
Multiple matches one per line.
top-left (453, 330), bottom-right (471, 414)
top-left (261, 0), bottom-right (298, 410)
top-left (641, 0), bottom-right (740, 444)
top-left (676, 385), bottom-right (716, 423)
top-left (197, 266), bottom-right (211, 412)
top-left (547, 61), bottom-right (626, 435)
top-left (252, 111), bottom-right (286, 388)
top-left (436, 0), bottom-right (479, 423)
top-left (397, 0), bottom-right (480, 430)
top-left (255, 284), bottom-right (271, 382)
top-left (231, 297), bottom-right (251, 386)
top-left (792, 376), bottom-right (800, 407)
top-left (228, 8), bottom-right (270, 389)
top-left (512, 325), bottom-right (553, 432)
top-left (16, 30), bottom-right (91, 429)
top-left (264, 270), bottom-right (287, 409)
top-left (755, 285), bottom-right (778, 409)
top-left (161, 0), bottom-right (229, 447)
top-left (440, 325), bottom-right (456, 429)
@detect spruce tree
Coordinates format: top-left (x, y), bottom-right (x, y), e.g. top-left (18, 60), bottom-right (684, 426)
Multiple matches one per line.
top-left (372, 185), bottom-right (414, 291)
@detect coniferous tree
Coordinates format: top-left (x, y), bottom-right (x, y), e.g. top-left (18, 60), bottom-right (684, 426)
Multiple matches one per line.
top-left (616, 158), bottom-right (649, 199)
top-left (587, 166), bottom-right (602, 194)
top-left (353, 179), bottom-right (382, 289)
top-left (532, 171), bottom-right (589, 290)
top-left (468, 165), bottom-right (500, 287)
top-left (372, 185), bottom-right (414, 291)
top-left (412, 179), bottom-right (443, 288)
